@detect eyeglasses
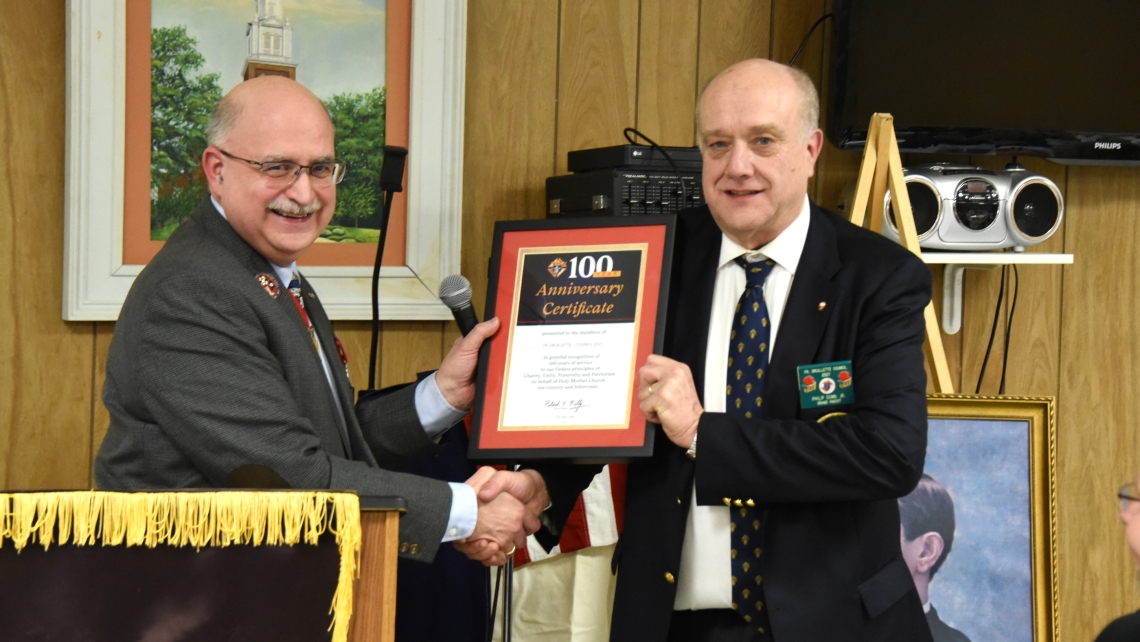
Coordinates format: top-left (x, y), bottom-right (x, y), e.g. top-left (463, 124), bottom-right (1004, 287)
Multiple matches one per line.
top-left (218, 149), bottom-right (347, 186)
top-left (1119, 484), bottom-right (1140, 512)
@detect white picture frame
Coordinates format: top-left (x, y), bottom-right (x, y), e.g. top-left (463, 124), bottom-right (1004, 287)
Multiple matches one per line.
top-left (63, 0), bottom-right (466, 321)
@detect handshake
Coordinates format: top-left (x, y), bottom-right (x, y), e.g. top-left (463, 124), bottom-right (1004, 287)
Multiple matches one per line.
top-left (455, 467), bottom-right (550, 566)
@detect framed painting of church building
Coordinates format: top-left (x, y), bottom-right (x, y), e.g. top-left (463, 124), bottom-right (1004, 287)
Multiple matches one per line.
top-left (63, 0), bottom-right (467, 321)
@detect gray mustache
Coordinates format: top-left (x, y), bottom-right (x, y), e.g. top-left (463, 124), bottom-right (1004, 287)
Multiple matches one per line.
top-left (269, 197), bottom-right (324, 217)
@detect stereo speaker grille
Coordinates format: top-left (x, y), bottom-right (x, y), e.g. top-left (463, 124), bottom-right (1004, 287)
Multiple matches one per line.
top-left (887, 180), bottom-right (941, 237)
top-left (1010, 181), bottom-right (1061, 238)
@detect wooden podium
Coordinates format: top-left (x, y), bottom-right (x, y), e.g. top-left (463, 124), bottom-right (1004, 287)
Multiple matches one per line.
top-left (0, 491), bottom-right (404, 642)
top-left (349, 497), bottom-right (404, 642)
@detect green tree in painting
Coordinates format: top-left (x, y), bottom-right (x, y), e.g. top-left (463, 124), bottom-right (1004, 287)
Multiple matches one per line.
top-left (323, 86), bottom-right (386, 239)
top-left (150, 26), bottom-right (222, 239)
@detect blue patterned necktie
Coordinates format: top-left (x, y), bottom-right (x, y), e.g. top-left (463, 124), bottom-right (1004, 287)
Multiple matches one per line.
top-left (726, 255), bottom-right (774, 638)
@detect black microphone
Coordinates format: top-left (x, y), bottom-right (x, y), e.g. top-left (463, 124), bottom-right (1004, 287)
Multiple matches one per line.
top-left (379, 146), bottom-right (408, 193)
top-left (439, 275), bottom-right (479, 336)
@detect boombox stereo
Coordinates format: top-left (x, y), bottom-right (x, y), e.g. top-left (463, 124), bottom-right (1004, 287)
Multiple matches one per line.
top-left (841, 164), bottom-right (1064, 251)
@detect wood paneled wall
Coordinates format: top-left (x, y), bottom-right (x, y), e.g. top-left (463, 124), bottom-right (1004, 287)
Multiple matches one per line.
top-left (1, 1), bottom-right (1137, 640)
top-left (0, 2), bottom-right (95, 491)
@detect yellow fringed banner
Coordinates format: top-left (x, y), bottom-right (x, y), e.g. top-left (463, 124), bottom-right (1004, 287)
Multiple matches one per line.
top-left (0, 490), bottom-right (361, 642)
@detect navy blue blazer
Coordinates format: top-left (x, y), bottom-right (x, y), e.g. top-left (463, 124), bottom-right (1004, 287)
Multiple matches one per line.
top-left (543, 202), bottom-right (934, 642)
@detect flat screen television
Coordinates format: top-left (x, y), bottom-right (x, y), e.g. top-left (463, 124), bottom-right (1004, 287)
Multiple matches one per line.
top-left (827, 0), bottom-right (1140, 165)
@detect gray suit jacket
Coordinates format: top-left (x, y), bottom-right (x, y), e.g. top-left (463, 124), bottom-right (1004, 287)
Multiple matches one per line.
top-left (96, 199), bottom-right (452, 561)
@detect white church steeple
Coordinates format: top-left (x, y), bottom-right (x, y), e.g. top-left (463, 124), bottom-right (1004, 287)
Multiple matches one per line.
top-left (243, 0), bottom-right (297, 79)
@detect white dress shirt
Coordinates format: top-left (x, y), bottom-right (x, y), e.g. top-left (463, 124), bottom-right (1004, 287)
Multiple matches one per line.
top-left (211, 197), bottom-right (475, 541)
top-left (674, 195), bottom-right (812, 610)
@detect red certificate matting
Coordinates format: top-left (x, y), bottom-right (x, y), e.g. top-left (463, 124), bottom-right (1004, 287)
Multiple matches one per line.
top-left (470, 217), bottom-right (675, 462)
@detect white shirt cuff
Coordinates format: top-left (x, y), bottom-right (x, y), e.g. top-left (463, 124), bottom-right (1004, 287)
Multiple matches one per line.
top-left (414, 372), bottom-right (468, 439)
top-left (443, 482), bottom-right (478, 542)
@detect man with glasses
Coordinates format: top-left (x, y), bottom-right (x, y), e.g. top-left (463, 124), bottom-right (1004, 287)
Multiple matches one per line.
top-left (95, 76), bottom-right (541, 565)
top-left (1095, 477), bottom-right (1140, 641)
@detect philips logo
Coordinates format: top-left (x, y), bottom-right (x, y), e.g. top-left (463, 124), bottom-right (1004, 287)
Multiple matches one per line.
top-left (1094, 142), bottom-right (1123, 150)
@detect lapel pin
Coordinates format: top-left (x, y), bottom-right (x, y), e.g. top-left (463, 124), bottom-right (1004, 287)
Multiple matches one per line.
top-left (818, 302), bottom-right (827, 311)
top-left (255, 273), bottom-right (279, 298)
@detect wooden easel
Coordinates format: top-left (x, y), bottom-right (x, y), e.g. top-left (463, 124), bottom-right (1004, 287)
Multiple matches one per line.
top-left (847, 114), bottom-right (955, 394)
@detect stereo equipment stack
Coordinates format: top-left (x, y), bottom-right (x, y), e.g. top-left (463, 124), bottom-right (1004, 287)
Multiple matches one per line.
top-left (546, 144), bottom-right (705, 218)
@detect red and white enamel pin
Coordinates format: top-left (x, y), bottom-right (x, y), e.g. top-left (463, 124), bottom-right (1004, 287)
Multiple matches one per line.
top-left (255, 273), bottom-right (280, 298)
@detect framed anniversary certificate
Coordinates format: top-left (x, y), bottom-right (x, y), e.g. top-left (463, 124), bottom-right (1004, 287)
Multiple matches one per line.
top-left (469, 217), bottom-right (675, 462)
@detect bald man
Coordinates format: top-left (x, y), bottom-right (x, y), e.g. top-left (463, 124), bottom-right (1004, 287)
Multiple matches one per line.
top-left (464, 59), bottom-right (933, 641)
top-left (96, 77), bottom-right (541, 564)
